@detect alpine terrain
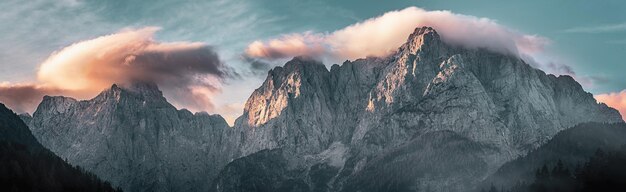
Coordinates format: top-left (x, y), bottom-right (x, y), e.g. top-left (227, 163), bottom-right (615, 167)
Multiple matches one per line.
top-left (25, 27), bottom-right (623, 192)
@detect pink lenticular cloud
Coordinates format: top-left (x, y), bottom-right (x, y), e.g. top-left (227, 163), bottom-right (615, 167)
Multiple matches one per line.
top-left (0, 27), bottom-right (228, 114)
top-left (595, 90), bottom-right (626, 121)
top-left (245, 7), bottom-right (549, 61)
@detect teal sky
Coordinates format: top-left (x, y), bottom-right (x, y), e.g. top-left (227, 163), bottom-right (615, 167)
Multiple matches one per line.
top-left (1, 0), bottom-right (625, 120)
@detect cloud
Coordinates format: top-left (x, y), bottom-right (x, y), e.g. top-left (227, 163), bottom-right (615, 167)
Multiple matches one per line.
top-left (245, 7), bottom-right (549, 61)
top-left (521, 55), bottom-right (607, 88)
top-left (1, 0), bottom-right (290, 121)
top-left (0, 27), bottom-right (228, 113)
top-left (0, 0), bottom-right (119, 83)
top-left (0, 83), bottom-right (60, 113)
top-left (245, 32), bottom-right (328, 60)
top-left (240, 55), bottom-right (273, 75)
top-left (564, 22), bottom-right (626, 33)
top-left (595, 90), bottom-right (626, 121)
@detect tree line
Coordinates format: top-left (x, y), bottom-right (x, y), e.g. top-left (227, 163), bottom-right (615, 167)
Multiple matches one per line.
top-left (484, 146), bottom-right (626, 192)
top-left (0, 141), bottom-right (122, 192)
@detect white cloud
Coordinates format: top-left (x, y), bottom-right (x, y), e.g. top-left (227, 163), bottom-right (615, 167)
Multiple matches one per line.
top-left (245, 7), bottom-right (550, 62)
top-left (564, 22), bottom-right (626, 33)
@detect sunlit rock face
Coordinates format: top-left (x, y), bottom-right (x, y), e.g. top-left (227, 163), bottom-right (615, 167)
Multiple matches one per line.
top-left (28, 82), bottom-right (240, 192)
top-left (224, 26), bottom-right (623, 191)
top-left (235, 56), bottom-right (387, 157)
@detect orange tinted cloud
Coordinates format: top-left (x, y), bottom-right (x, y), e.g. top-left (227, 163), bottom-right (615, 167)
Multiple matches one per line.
top-left (595, 90), bottom-right (626, 121)
top-left (0, 83), bottom-right (93, 113)
top-left (0, 27), bottom-right (227, 113)
top-left (245, 7), bottom-right (549, 61)
top-left (245, 32), bottom-right (327, 59)
top-left (0, 83), bottom-right (60, 113)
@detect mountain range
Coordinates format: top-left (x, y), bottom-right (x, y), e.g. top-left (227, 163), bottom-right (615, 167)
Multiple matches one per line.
top-left (14, 26), bottom-right (624, 192)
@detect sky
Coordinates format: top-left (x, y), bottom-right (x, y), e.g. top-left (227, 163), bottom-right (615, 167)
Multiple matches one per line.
top-left (1, 0), bottom-right (625, 124)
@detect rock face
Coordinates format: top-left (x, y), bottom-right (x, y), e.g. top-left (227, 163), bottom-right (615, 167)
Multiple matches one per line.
top-left (28, 83), bottom-right (239, 192)
top-left (28, 26), bottom-right (623, 192)
top-left (221, 27), bottom-right (623, 191)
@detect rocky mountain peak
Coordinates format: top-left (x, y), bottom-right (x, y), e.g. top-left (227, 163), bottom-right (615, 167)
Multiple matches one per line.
top-left (284, 56), bottom-right (325, 67)
top-left (409, 26), bottom-right (439, 40)
top-left (92, 81), bottom-right (168, 106)
top-left (38, 95), bottom-right (78, 114)
top-left (270, 56), bottom-right (328, 79)
top-left (117, 81), bottom-right (163, 98)
top-left (28, 82), bottom-right (236, 192)
top-left (242, 56), bottom-right (332, 127)
top-left (399, 26), bottom-right (444, 54)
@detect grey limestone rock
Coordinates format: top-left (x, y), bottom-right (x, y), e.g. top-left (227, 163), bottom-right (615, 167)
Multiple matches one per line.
top-left (225, 26), bottom-right (622, 191)
top-left (29, 82), bottom-right (239, 192)
top-left (28, 26), bottom-right (623, 192)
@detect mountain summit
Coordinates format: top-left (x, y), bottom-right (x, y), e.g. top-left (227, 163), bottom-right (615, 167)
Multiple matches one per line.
top-left (28, 26), bottom-right (622, 192)
top-left (28, 82), bottom-right (238, 192)
top-left (223, 26), bottom-right (622, 191)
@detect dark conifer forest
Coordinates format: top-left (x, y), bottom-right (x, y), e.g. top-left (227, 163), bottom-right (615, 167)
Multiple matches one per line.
top-left (485, 148), bottom-right (626, 192)
top-left (482, 123), bottom-right (626, 192)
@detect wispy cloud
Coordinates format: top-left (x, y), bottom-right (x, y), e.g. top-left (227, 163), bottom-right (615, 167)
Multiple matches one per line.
top-left (520, 55), bottom-right (606, 88)
top-left (0, 0), bottom-right (118, 82)
top-left (564, 22), bottom-right (626, 33)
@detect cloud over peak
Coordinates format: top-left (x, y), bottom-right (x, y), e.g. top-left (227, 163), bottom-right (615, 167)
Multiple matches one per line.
top-left (1, 27), bottom-right (228, 113)
top-left (245, 7), bottom-right (549, 62)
